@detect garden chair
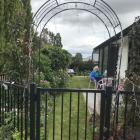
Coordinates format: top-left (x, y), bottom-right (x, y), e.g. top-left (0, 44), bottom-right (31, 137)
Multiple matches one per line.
top-left (88, 79), bottom-right (103, 89)
top-left (88, 78), bottom-right (96, 89)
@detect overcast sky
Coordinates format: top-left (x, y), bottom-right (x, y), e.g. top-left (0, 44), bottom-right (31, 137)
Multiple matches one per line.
top-left (31, 0), bottom-right (140, 58)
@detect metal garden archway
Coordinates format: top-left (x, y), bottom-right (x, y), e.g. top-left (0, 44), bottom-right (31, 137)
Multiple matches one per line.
top-left (33, 0), bottom-right (122, 36)
top-left (32, 0), bottom-right (123, 85)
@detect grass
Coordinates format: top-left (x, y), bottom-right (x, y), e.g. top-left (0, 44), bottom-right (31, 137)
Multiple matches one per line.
top-left (67, 76), bottom-right (95, 89)
top-left (67, 76), bottom-right (89, 88)
top-left (40, 76), bottom-right (94, 140)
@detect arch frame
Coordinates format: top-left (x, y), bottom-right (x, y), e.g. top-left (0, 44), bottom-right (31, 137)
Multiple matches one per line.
top-left (33, 0), bottom-right (122, 37)
top-left (32, 0), bottom-right (123, 87)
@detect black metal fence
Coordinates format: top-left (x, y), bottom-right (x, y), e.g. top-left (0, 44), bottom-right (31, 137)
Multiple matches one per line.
top-left (0, 74), bottom-right (9, 81)
top-left (111, 91), bottom-right (140, 140)
top-left (0, 82), bottom-right (139, 140)
top-left (0, 82), bottom-right (29, 140)
top-left (35, 88), bottom-right (106, 140)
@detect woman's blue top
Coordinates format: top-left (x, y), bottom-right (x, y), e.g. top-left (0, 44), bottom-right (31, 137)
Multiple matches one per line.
top-left (90, 71), bottom-right (102, 82)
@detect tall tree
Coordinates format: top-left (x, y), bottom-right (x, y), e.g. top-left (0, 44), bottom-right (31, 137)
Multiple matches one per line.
top-left (54, 33), bottom-right (63, 47)
top-left (0, 0), bottom-right (4, 72)
top-left (42, 28), bottom-right (63, 47)
top-left (75, 53), bottom-right (83, 62)
top-left (70, 53), bottom-right (83, 71)
top-left (0, 0), bottom-right (32, 83)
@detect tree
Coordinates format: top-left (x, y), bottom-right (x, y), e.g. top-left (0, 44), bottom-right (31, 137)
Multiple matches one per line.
top-left (54, 33), bottom-right (63, 47)
top-left (0, 0), bottom-right (32, 83)
top-left (42, 28), bottom-right (63, 47)
top-left (75, 53), bottom-right (83, 62)
top-left (41, 46), bottom-right (72, 70)
top-left (79, 60), bottom-right (94, 72)
top-left (33, 45), bottom-right (71, 87)
top-left (70, 53), bottom-right (83, 71)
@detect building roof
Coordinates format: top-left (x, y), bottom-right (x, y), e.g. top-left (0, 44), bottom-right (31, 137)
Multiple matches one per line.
top-left (94, 23), bottom-right (133, 51)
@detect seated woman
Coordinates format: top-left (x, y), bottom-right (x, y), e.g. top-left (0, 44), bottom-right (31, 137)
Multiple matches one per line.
top-left (89, 66), bottom-right (103, 88)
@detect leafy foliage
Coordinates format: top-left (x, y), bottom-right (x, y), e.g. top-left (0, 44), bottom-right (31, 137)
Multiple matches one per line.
top-left (70, 53), bottom-right (94, 74)
top-left (0, 113), bottom-right (20, 140)
top-left (32, 27), bottom-right (72, 87)
top-left (34, 45), bottom-right (71, 87)
top-left (128, 19), bottom-right (140, 76)
top-left (0, 0), bottom-right (32, 83)
top-left (41, 28), bottom-right (63, 47)
top-left (0, 123), bottom-right (13, 140)
top-left (125, 19), bottom-right (140, 90)
top-left (41, 46), bottom-right (71, 70)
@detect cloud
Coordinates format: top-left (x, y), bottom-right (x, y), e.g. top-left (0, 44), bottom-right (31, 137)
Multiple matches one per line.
top-left (51, 11), bottom-right (101, 27)
top-left (31, 0), bottom-right (47, 13)
top-left (107, 0), bottom-right (140, 15)
top-left (66, 44), bottom-right (94, 57)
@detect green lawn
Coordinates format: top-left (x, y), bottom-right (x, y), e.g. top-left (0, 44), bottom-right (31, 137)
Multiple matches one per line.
top-left (67, 76), bottom-right (94, 89)
top-left (67, 76), bottom-right (89, 88)
top-left (40, 76), bottom-right (94, 140)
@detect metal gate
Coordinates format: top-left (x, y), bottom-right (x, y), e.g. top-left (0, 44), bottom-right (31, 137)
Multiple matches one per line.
top-left (1, 82), bottom-right (139, 140)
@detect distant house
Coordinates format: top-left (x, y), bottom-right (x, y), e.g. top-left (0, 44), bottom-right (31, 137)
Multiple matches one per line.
top-left (93, 19), bottom-right (140, 79)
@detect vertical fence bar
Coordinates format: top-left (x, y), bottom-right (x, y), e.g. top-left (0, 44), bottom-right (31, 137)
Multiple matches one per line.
top-left (30, 84), bottom-right (36, 140)
top-left (61, 93), bottom-right (64, 140)
top-left (20, 89), bottom-right (23, 140)
top-left (44, 94), bottom-right (48, 140)
top-left (13, 88), bottom-right (16, 128)
top-left (84, 92), bottom-right (88, 140)
top-left (44, 93), bottom-right (48, 140)
top-left (4, 87), bottom-right (7, 119)
top-left (113, 93), bottom-right (120, 135)
top-left (1, 86), bottom-right (4, 125)
top-left (69, 92), bottom-right (72, 140)
top-left (115, 93), bottom-right (120, 126)
top-left (7, 86), bottom-right (10, 112)
top-left (93, 93), bottom-right (96, 140)
top-left (10, 86), bottom-right (13, 121)
top-left (2, 87), bottom-right (5, 124)
top-left (123, 93), bottom-right (128, 140)
top-left (99, 91), bottom-right (106, 140)
top-left (53, 93), bottom-right (56, 140)
top-left (36, 88), bottom-right (41, 140)
top-left (25, 88), bottom-right (28, 140)
top-left (17, 88), bottom-right (20, 131)
top-left (132, 100), bottom-right (136, 128)
top-left (0, 85), bottom-right (1, 126)
top-left (104, 87), bottom-right (112, 140)
top-left (77, 92), bottom-right (80, 140)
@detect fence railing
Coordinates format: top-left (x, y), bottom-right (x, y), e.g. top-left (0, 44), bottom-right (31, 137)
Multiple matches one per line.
top-left (35, 87), bottom-right (106, 140)
top-left (0, 74), bottom-right (9, 81)
top-left (0, 82), bottom-right (29, 140)
top-left (111, 91), bottom-right (140, 140)
top-left (0, 82), bottom-right (139, 140)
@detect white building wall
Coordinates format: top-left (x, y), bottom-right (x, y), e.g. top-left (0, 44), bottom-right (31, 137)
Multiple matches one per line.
top-left (117, 36), bottom-right (129, 79)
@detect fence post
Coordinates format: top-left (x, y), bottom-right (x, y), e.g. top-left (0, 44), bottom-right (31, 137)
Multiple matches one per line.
top-left (25, 88), bottom-right (29, 140)
top-left (104, 86), bottom-right (113, 140)
top-left (36, 88), bottom-right (41, 140)
top-left (99, 91), bottom-right (106, 140)
top-left (30, 84), bottom-right (36, 140)
top-left (0, 85), bottom-right (1, 127)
